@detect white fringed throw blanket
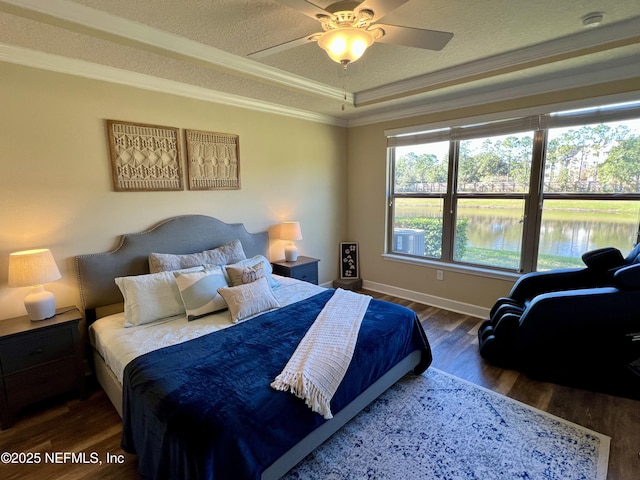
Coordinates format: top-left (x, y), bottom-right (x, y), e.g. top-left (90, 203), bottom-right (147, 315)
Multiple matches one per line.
top-left (271, 288), bottom-right (372, 419)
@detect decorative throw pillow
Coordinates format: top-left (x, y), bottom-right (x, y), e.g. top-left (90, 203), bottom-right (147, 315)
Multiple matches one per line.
top-left (224, 255), bottom-right (280, 288)
top-left (115, 267), bottom-right (202, 327)
top-left (174, 266), bottom-right (229, 320)
top-left (173, 266), bottom-right (228, 321)
top-left (225, 262), bottom-right (266, 286)
top-left (148, 239), bottom-right (246, 273)
top-left (217, 277), bottom-right (280, 323)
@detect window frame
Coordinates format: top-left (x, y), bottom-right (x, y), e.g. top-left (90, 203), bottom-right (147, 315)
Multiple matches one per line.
top-left (386, 101), bottom-right (640, 274)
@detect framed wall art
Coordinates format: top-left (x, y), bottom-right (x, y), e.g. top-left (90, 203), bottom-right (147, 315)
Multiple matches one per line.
top-left (340, 242), bottom-right (359, 279)
top-left (185, 129), bottom-right (240, 190)
top-left (106, 120), bottom-right (183, 191)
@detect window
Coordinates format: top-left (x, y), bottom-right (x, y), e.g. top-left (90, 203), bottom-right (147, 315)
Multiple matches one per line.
top-left (392, 141), bottom-right (449, 259)
top-left (387, 101), bottom-right (640, 273)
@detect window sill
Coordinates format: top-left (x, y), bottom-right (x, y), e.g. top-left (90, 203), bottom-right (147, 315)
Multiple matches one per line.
top-left (381, 254), bottom-right (521, 282)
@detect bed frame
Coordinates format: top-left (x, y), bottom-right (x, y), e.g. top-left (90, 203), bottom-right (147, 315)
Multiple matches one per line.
top-left (75, 214), bottom-right (422, 480)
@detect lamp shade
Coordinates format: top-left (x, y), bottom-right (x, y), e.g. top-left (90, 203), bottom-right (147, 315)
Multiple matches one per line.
top-left (8, 249), bottom-right (61, 287)
top-left (280, 222), bottom-right (303, 241)
top-left (317, 27), bottom-right (375, 64)
top-left (8, 249), bottom-right (61, 321)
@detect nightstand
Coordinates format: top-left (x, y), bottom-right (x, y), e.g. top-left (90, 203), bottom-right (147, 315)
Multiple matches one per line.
top-left (0, 306), bottom-right (85, 429)
top-left (272, 256), bottom-right (320, 285)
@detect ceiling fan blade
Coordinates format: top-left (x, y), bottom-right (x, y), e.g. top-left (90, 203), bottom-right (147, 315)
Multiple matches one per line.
top-left (275, 0), bottom-right (330, 20)
top-left (375, 24), bottom-right (453, 51)
top-left (357, 0), bottom-right (411, 22)
top-left (247, 35), bottom-right (317, 59)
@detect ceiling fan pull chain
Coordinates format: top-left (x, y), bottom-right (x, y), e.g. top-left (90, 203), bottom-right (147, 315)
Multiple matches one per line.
top-left (341, 63), bottom-right (348, 111)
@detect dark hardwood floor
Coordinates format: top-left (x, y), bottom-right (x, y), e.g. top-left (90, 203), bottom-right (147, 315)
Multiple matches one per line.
top-left (1, 291), bottom-right (638, 479)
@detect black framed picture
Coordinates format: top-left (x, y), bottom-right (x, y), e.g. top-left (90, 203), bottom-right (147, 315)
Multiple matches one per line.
top-left (340, 242), bottom-right (359, 279)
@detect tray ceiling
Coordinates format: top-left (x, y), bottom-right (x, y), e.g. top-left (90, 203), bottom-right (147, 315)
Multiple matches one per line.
top-left (0, 0), bottom-right (639, 125)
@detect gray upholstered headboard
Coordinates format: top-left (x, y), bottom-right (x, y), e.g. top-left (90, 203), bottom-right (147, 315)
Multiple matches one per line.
top-left (75, 215), bottom-right (268, 321)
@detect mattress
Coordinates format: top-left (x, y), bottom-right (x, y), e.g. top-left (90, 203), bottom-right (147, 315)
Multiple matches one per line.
top-left (90, 275), bottom-right (325, 384)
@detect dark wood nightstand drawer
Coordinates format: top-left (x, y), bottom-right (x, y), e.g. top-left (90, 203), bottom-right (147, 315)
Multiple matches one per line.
top-left (272, 256), bottom-right (320, 285)
top-left (4, 358), bottom-right (78, 407)
top-left (0, 327), bottom-right (75, 374)
top-left (290, 263), bottom-right (318, 284)
top-left (0, 307), bottom-right (84, 429)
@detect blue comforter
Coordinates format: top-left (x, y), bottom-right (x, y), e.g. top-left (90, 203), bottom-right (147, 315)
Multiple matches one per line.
top-left (121, 290), bottom-right (432, 480)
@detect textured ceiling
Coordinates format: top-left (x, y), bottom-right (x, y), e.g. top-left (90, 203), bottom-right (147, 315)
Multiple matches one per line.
top-left (0, 0), bottom-right (639, 125)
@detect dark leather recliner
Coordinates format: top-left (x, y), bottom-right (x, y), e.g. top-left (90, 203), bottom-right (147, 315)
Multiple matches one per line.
top-left (479, 244), bottom-right (640, 399)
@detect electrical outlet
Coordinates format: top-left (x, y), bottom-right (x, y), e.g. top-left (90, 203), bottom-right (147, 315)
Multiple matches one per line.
top-left (436, 270), bottom-right (444, 281)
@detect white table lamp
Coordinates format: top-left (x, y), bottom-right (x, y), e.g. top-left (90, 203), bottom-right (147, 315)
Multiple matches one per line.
top-left (280, 222), bottom-right (302, 262)
top-left (8, 248), bottom-right (62, 321)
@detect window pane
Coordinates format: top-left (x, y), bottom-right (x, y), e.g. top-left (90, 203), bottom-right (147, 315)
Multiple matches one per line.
top-left (453, 199), bottom-right (525, 270)
top-left (545, 119), bottom-right (640, 193)
top-left (537, 199), bottom-right (638, 270)
top-left (392, 198), bottom-right (443, 258)
top-left (458, 133), bottom-right (533, 194)
top-left (393, 142), bottom-right (449, 194)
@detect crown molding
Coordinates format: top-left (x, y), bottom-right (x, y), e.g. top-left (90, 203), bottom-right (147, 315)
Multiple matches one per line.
top-left (354, 16), bottom-right (640, 107)
top-left (346, 52), bottom-right (640, 127)
top-left (0, 0), bottom-right (352, 104)
top-left (0, 43), bottom-right (347, 127)
top-left (2, 41), bottom-right (637, 131)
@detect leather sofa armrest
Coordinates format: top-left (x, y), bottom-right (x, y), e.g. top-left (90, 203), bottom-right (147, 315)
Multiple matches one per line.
top-left (509, 268), bottom-right (597, 303)
top-left (581, 247), bottom-right (624, 271)
top-left (613, 263), bottom-right (640, 289)
top-left (516, 287), bottom-right (636, 347)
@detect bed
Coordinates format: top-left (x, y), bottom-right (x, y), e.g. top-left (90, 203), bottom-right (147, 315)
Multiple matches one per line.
top-left (75, 215), bottom-right (432, 480)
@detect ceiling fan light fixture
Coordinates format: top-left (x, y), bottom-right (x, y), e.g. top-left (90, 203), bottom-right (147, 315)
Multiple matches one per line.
top-left (317, 27), bottom-right (374, 65)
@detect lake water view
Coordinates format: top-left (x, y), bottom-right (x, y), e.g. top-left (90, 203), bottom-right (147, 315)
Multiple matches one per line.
top-left (395, 200), bottom-right (639, 270)
top-left (462, 210), bottom-right (636, 269)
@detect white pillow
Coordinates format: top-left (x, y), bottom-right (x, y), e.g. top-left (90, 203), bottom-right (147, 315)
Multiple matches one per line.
top-left (115, 267), bottom-right (201, 327)
top-left (217, 276), bottom-right (280, 323)
top-left (174, 266), bottom-right (228, 321)
top-left (224, 255), bottom-right (280, 288)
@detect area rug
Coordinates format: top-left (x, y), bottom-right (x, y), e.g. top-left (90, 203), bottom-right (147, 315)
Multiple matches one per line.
top-left (283, 368), bottom-right (610, 480)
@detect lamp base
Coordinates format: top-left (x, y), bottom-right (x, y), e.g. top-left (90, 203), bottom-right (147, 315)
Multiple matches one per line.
top-left (284, 244), bottom-right (299, 262)
top-left (24, 285), bottom-right (56, 321)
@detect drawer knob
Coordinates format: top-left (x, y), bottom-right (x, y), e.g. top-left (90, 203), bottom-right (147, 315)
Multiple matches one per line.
top-left (30, 348), bottom-right (44, 355)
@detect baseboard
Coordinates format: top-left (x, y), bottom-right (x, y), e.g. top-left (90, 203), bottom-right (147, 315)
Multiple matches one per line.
top-left (361, 280), bottom-right (490, 319)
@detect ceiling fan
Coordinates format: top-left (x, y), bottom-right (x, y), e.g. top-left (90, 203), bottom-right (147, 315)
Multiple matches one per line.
top-left (248, 0), bottom-right (454, 65)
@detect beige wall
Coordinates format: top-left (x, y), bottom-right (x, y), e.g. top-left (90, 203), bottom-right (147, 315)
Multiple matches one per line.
top-left (2, 61), bottom-right (638, 321)
top-left (347, 79), bottom-right (640, 313)
top-left (0, 63), bottom-right (347, 320)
